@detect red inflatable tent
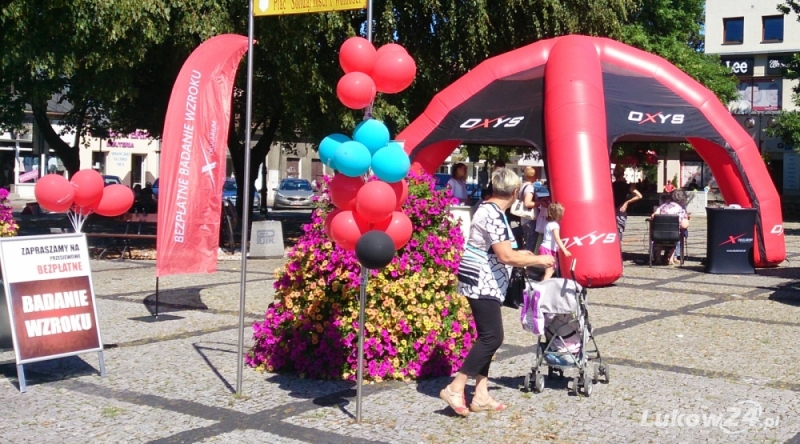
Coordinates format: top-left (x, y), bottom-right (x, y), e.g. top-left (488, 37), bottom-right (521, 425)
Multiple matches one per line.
top-left (398, 35), bottom-right (785, 286)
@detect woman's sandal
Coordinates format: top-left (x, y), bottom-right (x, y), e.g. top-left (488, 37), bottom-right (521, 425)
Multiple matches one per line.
top-left (470, 396), bottom-right (508, 413)
top-left (439, 386), bottom-right (470, 417)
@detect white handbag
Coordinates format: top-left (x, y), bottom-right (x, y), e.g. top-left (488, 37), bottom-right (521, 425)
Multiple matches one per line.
top-left (510, 184), bottom-right (534, 219)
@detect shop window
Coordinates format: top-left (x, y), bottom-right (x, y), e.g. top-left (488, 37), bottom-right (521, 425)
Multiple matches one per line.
top-left (763, 15), bottom-right (784, 42)
top-left (730, 78), bottom-right (782, 114)
top-left (723, 17), bottom-right (744, 44)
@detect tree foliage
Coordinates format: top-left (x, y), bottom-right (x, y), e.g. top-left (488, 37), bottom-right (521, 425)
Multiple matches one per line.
top-left (1, 0), bottom-right (742, 204)
top-left (0, 0), bottom-right (234, 175)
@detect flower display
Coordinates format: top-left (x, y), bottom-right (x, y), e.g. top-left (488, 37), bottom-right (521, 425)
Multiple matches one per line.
top-left (247, 171), bottom-right (476, 380)
top-left (0, 189), bottom-right (19, 237)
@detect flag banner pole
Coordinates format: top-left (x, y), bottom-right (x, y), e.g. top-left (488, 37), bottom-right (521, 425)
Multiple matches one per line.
top-left (236, 0), bottom-right (256, 396)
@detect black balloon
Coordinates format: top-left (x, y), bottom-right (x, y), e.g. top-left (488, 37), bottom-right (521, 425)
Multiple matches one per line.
top-left (355, 230), bottom-right (396, 269)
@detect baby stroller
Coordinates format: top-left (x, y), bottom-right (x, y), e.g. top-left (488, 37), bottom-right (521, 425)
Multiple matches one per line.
top-left (520, 260), bottom-right (609, 396)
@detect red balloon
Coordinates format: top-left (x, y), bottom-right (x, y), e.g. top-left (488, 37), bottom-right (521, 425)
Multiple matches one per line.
top-left (376, 43), bottom-right (407, 58)
top-left (372, 51), bottom-right (417, 94)
top-left (95, 184), bottom-right (135, 217)
top-left (388, 179), bottom-right (408, 210)
top-left (337, 72), bottom-right (376, 109)
top-left (70, 169), bottom-right (104, 208)
top-left (355, 181), bottom-right (396, 223)
top-left (339, 36), bottom-right (377, 75)
top-left (324, 208), bottom-right (342, 240)
top-left (329, 210), bottom-right (369, 251)
top-left (373, 211), bottom-right (413, 250)
top-left (330, 174), bottom-right (365, 211)
top-left (34, 174), bottom-right (74, 213)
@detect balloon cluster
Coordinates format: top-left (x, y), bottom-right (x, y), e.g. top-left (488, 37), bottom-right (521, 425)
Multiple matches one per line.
top-left (320, 122), bottom-right (413, 269)
top-left (34, 170), bottom-right (135, 231)
top-left (336, 37), bottom-right (417, 109)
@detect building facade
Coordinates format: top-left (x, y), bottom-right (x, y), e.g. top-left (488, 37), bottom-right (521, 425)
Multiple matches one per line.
top-left (705, 1), bottom-right (800, 196)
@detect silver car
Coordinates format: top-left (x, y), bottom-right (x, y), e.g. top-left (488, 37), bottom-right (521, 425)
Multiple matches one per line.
top-left (273, 178), bottom-right (315, 209)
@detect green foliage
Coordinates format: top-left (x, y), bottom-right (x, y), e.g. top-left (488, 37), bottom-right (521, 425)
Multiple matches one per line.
top-left (766, 111), bottom-right (800, 151)
top-left (616, 0), bottom-right (739, 104)
top-left (0, 0), bottom-right (740, 178)
top-left (0, 0), bottom-right (236, 173)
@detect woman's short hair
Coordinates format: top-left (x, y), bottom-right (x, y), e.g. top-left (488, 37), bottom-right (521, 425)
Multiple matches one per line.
top-left (490, 168), bottom-right (520, 198)
top-left (547, 202), bottom-right (565, 221)
top-left (523, 166), bottom-right (536, 180)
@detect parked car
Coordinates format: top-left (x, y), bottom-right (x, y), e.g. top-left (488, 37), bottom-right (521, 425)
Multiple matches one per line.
top-left (222, 178), bottom-right (260, 209)
top-left (102, 175), bottom-right (122, 187)
top-left (273, 178), bottom-right (315, 209)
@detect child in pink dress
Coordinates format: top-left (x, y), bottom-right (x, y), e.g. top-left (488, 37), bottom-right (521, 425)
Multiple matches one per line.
top-left (538, 202), bottom-right (572, 280)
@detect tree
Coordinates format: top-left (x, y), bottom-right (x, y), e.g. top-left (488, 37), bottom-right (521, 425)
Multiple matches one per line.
top-left (0, 1), bottom-right (183, 175)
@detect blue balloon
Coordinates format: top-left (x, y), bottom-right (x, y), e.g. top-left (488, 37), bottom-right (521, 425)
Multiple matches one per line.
top-left (353, 119), bottom-right (390, 155)
top-left (319, 133), bottom-right (350, 169)
top-left (334, 141), bottom-right (372, 177)
top-left (371, 144), bottom-right (410, 183)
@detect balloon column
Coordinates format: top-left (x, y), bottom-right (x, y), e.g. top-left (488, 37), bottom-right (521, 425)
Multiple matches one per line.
top-left (34, 169), bottom-right (135, 232)
top-left (336, 37), bottom-right (417, 110)
top-left (323, 36), bottom-right (417, 269)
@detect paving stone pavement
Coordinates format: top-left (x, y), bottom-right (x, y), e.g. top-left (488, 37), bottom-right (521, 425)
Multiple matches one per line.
top-left (1, 215), bottom-right (799, 443)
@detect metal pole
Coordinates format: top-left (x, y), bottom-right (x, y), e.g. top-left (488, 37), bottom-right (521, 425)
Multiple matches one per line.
top-left (356, 265), bottom-right (367, 422)
top-left (236, 0), bottom-right (255, 396)
top-left (365, 0), bottom-right (374, 119)
top-left (356, 0), bottom-right (373, 421)
top-left (155, 277), bottom-right (159, 318)
top-left (366, 0), bottom-right (373, 42)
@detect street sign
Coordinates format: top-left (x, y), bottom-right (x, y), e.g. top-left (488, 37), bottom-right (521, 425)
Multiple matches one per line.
top-left (254, 0), bottom-right (367, 16)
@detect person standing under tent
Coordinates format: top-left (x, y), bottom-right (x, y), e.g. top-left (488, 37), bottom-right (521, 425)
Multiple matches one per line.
top-left (612, 165), bottom-right (642, 241)
top-left (520, 167), bottom-right (538, 252)
top-left (447, 163), bottom-right (469, 205)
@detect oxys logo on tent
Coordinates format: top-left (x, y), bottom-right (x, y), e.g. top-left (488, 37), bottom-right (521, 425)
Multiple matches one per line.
top-left (460, 116), bottom-right (524, 131)
top-left (628, 111), bottom-right (684, 125)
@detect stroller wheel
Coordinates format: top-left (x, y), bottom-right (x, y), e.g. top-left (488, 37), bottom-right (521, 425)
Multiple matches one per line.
top-left (599, 364), bottom-right (610, 384)
top-left (533, 373), bottom-right (545, 393)
top-left (572, 376), bottom-right (580, 396)
top-left (583, 378), bottom-right (593, 397)
top-left (522, 372), bottom-right (532, 393)
top-left (592, 364), bottom-right (599, 384)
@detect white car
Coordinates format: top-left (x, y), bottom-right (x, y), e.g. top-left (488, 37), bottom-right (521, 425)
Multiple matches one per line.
top-left (273, 179), bottom-right (315, 209)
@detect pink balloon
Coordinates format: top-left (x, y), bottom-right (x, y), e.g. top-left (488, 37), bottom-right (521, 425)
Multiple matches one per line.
top-left (337, 72), bottom-right (376, 109)
top-left (373, 211), bottom-right (413, 250)
top-left (329, 210), bottom-right (369, 251)
top-left (95, 184), bottom-right (135, 217)
top-left (34, 174), bottom-right (74, 213)
top-left (340, 36), bottom-right (377, 75)
top-left (388, 179), bottom-right (408, 210)
top-left (70, 169), bottom-right (104, 208)
top-left (376, 43), bottom-right (408, 58)
top-left (355, 181), bottom-right (396, 223)
top-left (330, 174), bottom-right (365, 211)
top-left (372, 51), bottom-right (417, 94)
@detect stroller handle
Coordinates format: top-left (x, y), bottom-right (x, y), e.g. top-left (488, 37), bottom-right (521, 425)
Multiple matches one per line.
top-left (569, 258), bottom-right (577, 281)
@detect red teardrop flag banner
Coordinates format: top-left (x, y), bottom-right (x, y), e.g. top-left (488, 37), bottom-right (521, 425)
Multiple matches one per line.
top-left (156, 34), bottom-right (249, 277)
